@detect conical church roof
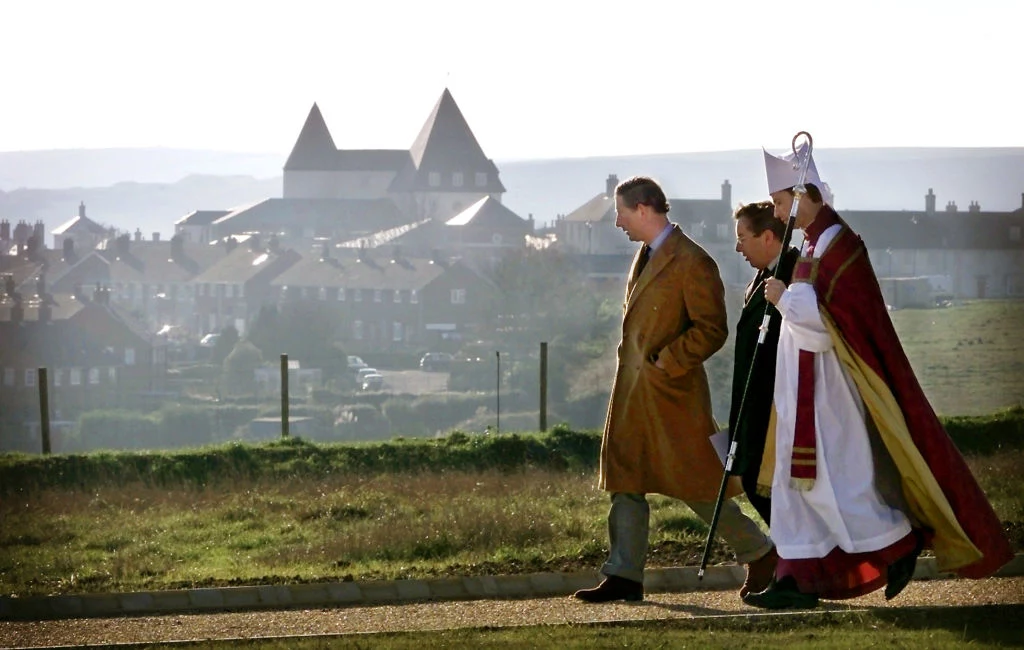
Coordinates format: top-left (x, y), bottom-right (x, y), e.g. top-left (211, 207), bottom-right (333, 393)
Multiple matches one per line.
top-left (283, 103), bottom-right (339, 170)
top-left (393, 89), bottom-right (504, 192)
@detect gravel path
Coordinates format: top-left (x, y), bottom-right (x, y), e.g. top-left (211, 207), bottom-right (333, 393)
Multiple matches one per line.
top-left (3, 576), bottom-right (1023, 648)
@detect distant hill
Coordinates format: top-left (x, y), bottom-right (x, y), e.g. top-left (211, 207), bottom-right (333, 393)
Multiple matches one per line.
top-left (1, 147), bottom-right (1022, 241)
top-left (0, 148), bottom-right (282, 190)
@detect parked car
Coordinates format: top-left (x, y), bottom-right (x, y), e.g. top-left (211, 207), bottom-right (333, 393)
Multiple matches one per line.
top-left (360, 373), bottom-right (385, 391)
top-left (347, 355), bottom-right (368, 372)
top-left (419, 352), bottom-right (453, 372)
top-left (356, 367), bottom-right (379, 383)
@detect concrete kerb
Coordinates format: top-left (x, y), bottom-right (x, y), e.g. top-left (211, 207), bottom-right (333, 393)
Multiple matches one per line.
top-left (2, 553), bottom-right (1022, 622)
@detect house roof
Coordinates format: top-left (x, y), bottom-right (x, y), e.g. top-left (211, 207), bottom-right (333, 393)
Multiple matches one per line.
top-left (41, 238), bottom-right (230, 288)
top-left (211, 198), bottom-right (409, 239)
top-left (51, 214), bottom-right (110, 236)
top-left (562, 193), bottom-right (614, 223)
top-left (0, 296), bottom-right (152, 367)
top-left (190, 246), bottom-right (299, 284)
top-left (561, 195), bottom-right (730, 226)
top-left (446, 196), bottom-right (529, 228)
top-left (174, 209), bottom-right (231, 226)
top-left (0, 291), bottom-right (86, 323)
top-left (335, 219), bottom-right (434, 250)
top-left (841, 209), bottom-right (1024, 250)
top-left (271, 250), bottom-right (450, 291)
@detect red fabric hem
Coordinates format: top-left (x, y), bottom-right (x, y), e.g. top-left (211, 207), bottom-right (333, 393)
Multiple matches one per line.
top-left (777, 531), bottom-right (918, 600)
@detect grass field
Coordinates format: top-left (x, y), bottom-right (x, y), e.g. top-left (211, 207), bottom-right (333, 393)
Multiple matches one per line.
top-left (2, 445), bottom-right (1020, 598)
top-left (891, 300), bottom-right (1024, 416)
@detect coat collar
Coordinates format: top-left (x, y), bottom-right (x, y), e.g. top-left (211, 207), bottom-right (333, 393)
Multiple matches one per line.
top-left (625, 224), bottom-right (682, 315)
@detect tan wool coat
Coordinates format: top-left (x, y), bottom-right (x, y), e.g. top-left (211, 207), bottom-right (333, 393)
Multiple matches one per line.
top-left (599, 225), bottom-right (740, 502)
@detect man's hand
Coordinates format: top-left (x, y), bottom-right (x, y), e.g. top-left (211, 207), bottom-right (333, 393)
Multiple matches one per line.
top-left (765, 278), bottom-right (786, 306)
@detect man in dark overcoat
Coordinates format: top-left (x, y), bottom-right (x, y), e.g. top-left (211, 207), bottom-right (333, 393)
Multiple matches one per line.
top-left (728, 200), bottom-right (799, 525)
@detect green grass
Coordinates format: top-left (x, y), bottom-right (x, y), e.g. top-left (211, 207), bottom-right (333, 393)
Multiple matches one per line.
top-left (889, 300), bottom-right (1024, 416)
top-left (1, 427), bottom-right (1020, 598)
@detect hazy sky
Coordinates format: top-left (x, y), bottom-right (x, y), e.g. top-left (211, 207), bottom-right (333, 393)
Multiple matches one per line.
top-left (2, 0), bottom-right (1020, 160)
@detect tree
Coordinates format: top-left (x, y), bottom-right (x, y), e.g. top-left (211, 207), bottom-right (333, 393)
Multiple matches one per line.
top-left (222, 340), bottom-right (263, 396)
top-left (212, 325), bottom-right (240, 365)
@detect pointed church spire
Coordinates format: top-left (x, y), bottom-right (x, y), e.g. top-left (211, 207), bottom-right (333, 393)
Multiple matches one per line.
top-left (284, 103), bottom-right (338, 170)
top-left (409, 89), bottom-right (487, 169)
top-left (402, 89), bottom-right (504, 192)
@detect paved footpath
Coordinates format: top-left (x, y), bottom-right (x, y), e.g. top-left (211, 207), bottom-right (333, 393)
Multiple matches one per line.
top-left (2, 555), bottom-right (1023, 648)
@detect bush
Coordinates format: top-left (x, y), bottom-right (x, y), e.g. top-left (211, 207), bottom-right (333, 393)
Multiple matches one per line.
top-left (73, 410), bottom-right (159, 452)
top-left (158, 405), bottom-right (213, 447)
top-left (332, 403), bottom-right (390, 441)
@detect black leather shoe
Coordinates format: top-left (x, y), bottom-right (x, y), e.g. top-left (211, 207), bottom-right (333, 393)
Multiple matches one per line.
top-left (885, 539), bottom-right (923, 601)
top-left (573, 575), bottom-right (644, 603)
top-left (742, 576), bottom-right (819, 609)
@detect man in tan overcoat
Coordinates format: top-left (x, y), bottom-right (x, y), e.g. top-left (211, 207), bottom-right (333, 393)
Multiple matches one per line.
top-left (574, 176), bottom-right (777, 603)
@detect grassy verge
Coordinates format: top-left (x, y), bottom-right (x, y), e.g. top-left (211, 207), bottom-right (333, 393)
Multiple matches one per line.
top-left (0, 412), bottom-right (1021, 597)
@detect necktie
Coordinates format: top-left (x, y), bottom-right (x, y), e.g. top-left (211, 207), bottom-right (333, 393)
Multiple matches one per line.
top-left (635, 245), bottom-right (651, 277)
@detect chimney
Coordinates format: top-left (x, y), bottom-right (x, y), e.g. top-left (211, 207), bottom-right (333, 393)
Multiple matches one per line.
top-left (116, 233), bottom-right (131, 255)
top-left (78, 201), bottom-right (86, 218)
top-left (152, 232), bottom-right (161, 242)
top-left (3, 274), bottom-right (14, 296)
top-left (33, 220), bottom-right (45, 244)
top-left (721, 179), bottom-right (732, 206)
top-left (171, 233), bottom-right (185, 260)
top-left (925, 188), bottom-right (936, 214)
top-left (605, 174), bottom-right (619, 197)
top-left (134, 228), bottom-right (143, 242)
top-left (968, 201), bottom-right (981, 213)
top-left (13, 220), bottom-right (30, 245)
top-left (223, 236), bottom-right (238, 253)
top-left (0, 219), bottom-right (9, 241)
top-left (248, 234), bottom-right (261, 252)
top-left (945, 201), bottom-right (958, 213)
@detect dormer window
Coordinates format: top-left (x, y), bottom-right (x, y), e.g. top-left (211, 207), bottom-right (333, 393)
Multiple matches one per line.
top-left (428, 172), bottom-right (441, 187)
top-left (475, 172), bottom-right (487, 187)
top-left (452, 172), bottom-right (464, 188)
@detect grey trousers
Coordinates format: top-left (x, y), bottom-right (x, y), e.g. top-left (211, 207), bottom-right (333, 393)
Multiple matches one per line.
top-left (601, 492), bottom-right (774, 583)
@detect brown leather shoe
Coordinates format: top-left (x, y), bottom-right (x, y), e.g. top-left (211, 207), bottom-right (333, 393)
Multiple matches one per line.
top-left (740, 546), bottom-right (778, 599)
top-left (573, 575), bottom-right (644, 603)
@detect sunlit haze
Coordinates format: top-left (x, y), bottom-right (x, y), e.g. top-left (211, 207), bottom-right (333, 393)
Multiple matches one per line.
top-left (2, 0), bottom-right (1021, 159)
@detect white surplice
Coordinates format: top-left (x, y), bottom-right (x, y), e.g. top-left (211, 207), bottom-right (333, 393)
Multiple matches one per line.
top-left (771, 224), bottom-right (911, 560)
